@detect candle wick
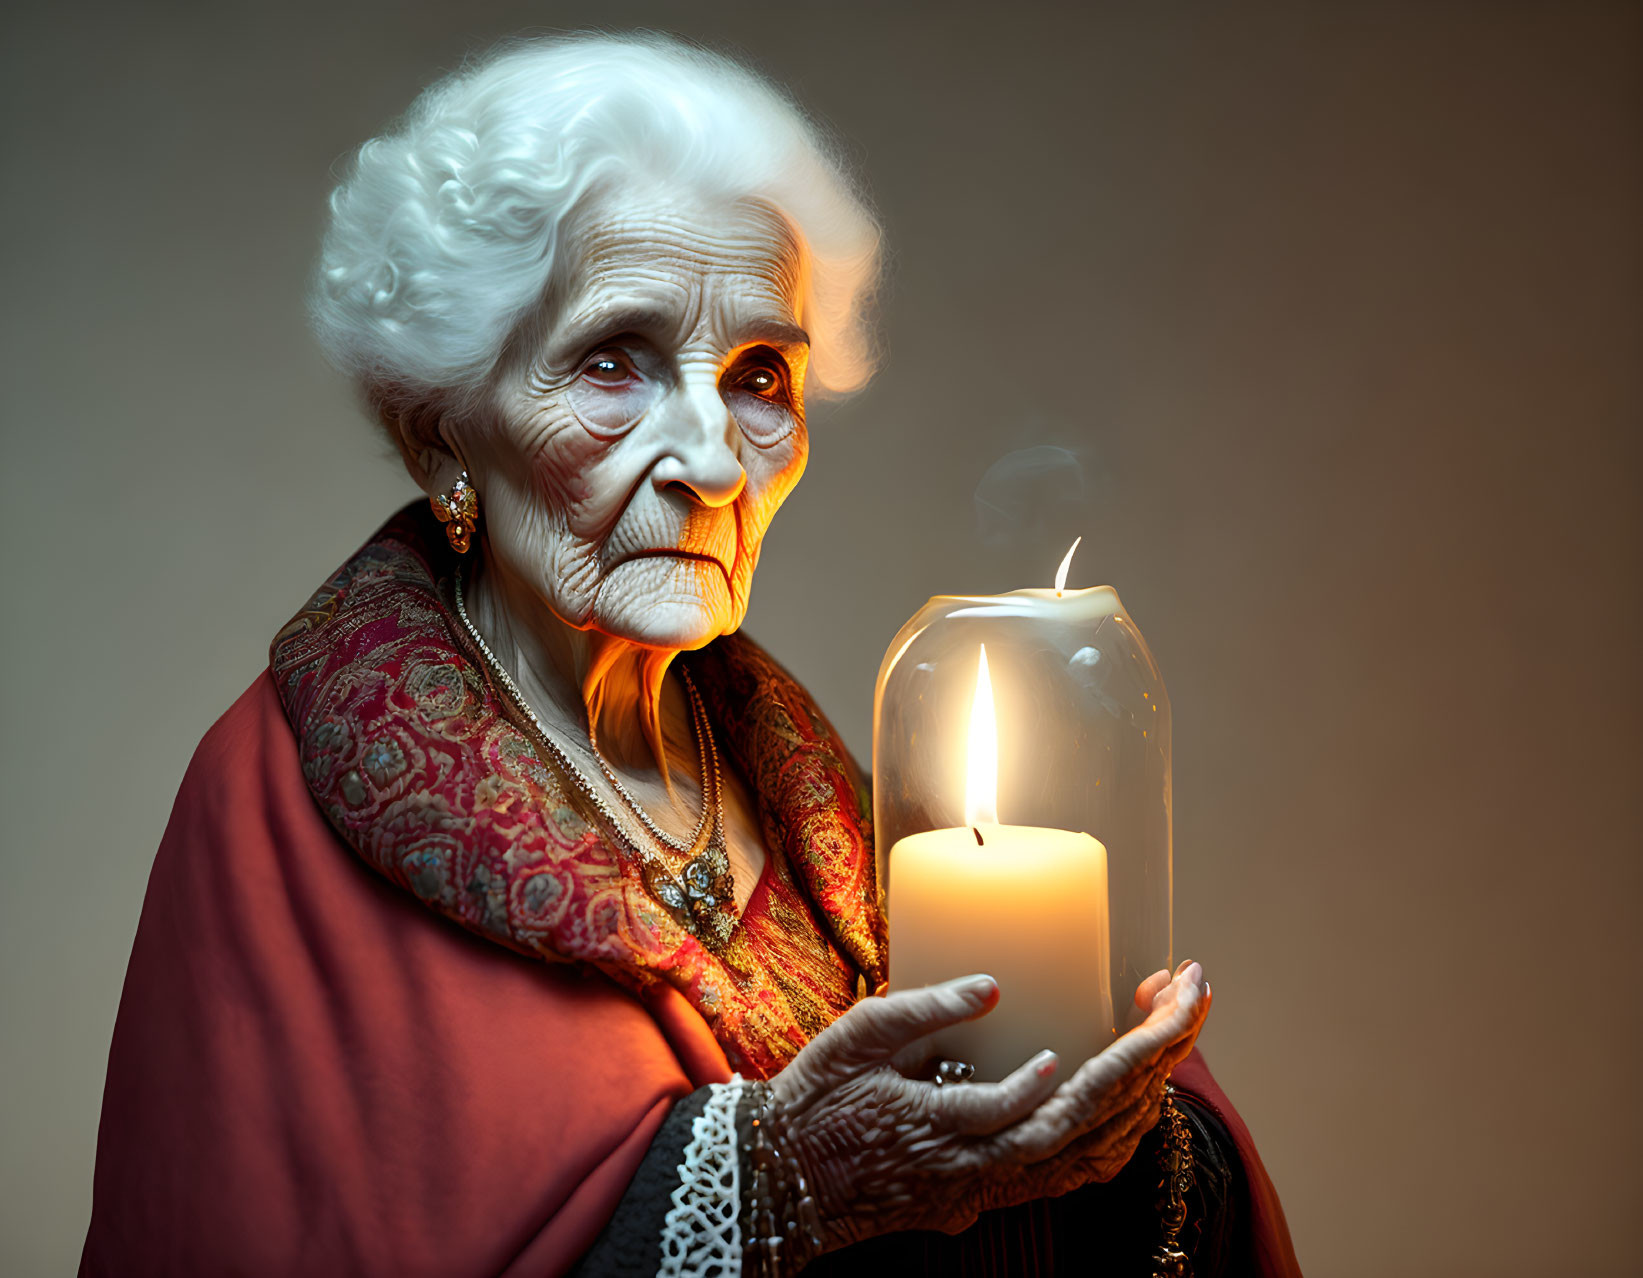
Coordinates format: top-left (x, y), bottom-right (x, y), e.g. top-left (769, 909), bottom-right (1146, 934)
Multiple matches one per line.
top-left (971, 827), bottom-right (985, 846)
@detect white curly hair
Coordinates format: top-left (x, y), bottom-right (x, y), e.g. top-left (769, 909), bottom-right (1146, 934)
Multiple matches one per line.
top-left (311, 31), bottom-right (883, 434)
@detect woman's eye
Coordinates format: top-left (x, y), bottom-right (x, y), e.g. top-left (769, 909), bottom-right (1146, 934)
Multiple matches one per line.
top-left (581, 351), bottom-right (636, 385)
top-left (733, 358), bottom-right (787, 399)
top-left (723, 351), bottom-right (798, 447)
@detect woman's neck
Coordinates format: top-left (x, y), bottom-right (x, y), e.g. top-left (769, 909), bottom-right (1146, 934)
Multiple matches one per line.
top-left (464, 551), bottom-right (683, 780)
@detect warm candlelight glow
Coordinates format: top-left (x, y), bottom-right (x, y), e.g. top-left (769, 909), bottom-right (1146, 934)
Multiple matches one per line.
top-left (886, 589), bottom-right (1126, 1079)
top-left (965, 645), bottom-right (999, 826)
top-left (880, 564), bottom-right (1163, 1078)
top-left (1054, 536), bottom-right (1082, 595)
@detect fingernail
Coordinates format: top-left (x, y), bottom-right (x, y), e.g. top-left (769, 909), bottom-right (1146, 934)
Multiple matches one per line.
top-left (1033, 1050), bottom-right (1059, 1078)
top-left (1184, 962), bottom-right (1202, 988)
top-left (956, 974), bottom-right (997, 1003)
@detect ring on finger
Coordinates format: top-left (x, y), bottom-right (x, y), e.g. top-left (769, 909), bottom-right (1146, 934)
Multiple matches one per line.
top-left (934, 1059), bottom-right (977, 1086)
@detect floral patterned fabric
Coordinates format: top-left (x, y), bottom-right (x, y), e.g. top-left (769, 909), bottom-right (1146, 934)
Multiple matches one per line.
top-left (270, 505), bottom-right (886, 1078)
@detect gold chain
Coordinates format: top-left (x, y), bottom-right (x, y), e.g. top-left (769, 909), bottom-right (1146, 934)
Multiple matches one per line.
top-left (451, 566), bottom-right (737, 947)
top-left (1151, 1081), bottom-right (1197, 1278)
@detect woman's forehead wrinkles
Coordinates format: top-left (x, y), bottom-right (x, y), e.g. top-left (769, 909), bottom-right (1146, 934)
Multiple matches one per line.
top-left (550, 193), bottom-right (805, 345)
top-left (555, 253), bottom-right (803, 356)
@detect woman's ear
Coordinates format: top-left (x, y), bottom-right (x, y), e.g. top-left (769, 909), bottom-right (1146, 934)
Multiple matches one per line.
top-left (427, 417), bottom-right (471, 495)
top-left (380, 400), bottom-right (466, 498)
top-left (415, 445), bottom-right (467, 500)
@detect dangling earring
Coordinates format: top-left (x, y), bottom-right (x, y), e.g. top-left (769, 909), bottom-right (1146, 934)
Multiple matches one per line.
top-left (431, 473), bottom-right (479, 554)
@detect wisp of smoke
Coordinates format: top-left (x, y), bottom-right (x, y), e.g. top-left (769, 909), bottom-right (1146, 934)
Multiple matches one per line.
top-left (973, 445), bottom-right (1086, 549)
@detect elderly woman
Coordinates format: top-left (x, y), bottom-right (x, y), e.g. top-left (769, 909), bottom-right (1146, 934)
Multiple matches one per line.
top-left (83, 33), bottom-right (1297, 1278)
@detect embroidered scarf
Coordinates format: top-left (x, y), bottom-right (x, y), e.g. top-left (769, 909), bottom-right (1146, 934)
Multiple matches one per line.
top-left (270, 506), bottom-right (886, 1078)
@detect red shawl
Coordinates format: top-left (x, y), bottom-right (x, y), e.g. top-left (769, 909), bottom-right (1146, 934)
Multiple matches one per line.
top-left (263, 506), bottom-right (883, 1077)
top-left (82, 509), bottom-right (1299, 1276)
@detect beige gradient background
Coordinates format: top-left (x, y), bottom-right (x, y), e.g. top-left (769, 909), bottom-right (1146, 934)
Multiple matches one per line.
top-left (4, 2), bottom-right (1640, 1273)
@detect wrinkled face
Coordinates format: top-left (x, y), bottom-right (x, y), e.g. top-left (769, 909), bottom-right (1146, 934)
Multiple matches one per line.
top-left (462, 184), bottom-right (810, 650)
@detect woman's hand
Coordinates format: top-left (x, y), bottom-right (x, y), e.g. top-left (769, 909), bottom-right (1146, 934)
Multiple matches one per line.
top-left (770, 962), bottom-right (1211, 1251)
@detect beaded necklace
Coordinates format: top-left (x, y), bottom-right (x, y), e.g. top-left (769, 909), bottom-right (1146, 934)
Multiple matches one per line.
top-left (453, 568), bottom-right (738, 949)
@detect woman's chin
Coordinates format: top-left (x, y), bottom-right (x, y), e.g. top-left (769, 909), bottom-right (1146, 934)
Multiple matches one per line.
top-left (604, 612), bottom-right (728, 651)
top-left (591, 559), bottom-right (739, 651)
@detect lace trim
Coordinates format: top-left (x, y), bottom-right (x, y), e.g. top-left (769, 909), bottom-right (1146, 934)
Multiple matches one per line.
top-left (659, 1078), bottom-right (744, 1278)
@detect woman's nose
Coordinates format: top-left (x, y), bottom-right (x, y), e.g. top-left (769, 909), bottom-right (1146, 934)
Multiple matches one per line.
top-left (650, 382), bottom-right (746, 508)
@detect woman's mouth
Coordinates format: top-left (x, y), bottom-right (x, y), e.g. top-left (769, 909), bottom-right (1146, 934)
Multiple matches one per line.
top-left (619, 548), bottom-right (732, 591)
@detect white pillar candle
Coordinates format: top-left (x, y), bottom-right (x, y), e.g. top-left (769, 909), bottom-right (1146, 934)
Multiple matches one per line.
top-left (887, 635), bottom-right (1115, 1082)
top-left (889, 825), bottom-right (1113, 1082)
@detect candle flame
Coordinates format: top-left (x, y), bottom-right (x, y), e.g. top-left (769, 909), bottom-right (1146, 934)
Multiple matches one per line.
top-left (965, 644), bottom-right (999, 825)
top-left (1054, 536), bottom-right (1082, 595)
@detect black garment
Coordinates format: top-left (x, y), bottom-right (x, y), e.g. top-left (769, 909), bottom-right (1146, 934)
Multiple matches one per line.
top-left (805, 1094), bottom-right (1241, 1277)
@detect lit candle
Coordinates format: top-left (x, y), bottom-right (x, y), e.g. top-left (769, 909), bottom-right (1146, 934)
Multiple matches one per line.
top-left (888, 628), bottom-right (1115, 1082)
